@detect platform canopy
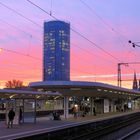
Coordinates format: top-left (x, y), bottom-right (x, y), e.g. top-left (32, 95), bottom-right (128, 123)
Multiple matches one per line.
top-left (29, 81), bottom-right (140, 100)
top-left (0, 89), bottom-right (61, 99)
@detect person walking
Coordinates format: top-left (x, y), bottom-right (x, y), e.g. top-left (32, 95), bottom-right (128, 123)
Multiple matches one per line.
top-left (7, 108), bottom-right (15, 128)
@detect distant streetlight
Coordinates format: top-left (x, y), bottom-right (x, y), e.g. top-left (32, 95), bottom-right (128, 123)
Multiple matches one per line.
top-left (128, 40), bottom-right (140, 48)
top-left (0, 48), bottom-right (2, 52)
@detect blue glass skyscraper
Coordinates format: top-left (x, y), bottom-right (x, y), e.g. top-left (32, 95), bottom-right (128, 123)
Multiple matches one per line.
top-left (43, 21), bottom-right (70, 81)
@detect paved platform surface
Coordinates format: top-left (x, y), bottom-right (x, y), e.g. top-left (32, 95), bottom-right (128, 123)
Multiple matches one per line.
top-left (0, 110), bottom-right (139, 140)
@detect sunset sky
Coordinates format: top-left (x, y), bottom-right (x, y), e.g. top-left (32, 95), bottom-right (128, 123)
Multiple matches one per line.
top-left (0, 0), bottom-right (140, 89)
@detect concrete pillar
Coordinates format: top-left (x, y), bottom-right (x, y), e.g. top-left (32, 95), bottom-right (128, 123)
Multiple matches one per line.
top-left (23, 99), bottom-right (24, 123)
top-left (90, 97), bottom-right (94, 115)
top-left (64, 96), bottom-right (69, 119)
top-left (110, 100), bottom-right (114, 112)
top-left (34, 99), bottom-right (36, 124)
top-left (104, 99), bottom-right (109, 113)
top-left (132, 100), bottom-right (135, 110)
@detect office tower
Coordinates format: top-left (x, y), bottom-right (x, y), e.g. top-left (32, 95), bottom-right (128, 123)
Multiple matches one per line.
top-left (43, 20), bottom-right (70, 81)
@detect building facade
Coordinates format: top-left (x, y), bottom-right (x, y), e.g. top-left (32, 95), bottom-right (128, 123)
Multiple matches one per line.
top-left (132, 72), bottom-right (140, 90)
top-left (43, 20), bottom-right (70, 81)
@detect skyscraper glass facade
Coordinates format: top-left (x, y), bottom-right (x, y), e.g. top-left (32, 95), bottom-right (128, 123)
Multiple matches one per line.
top-left (43, 21), bottom-right (70, 81)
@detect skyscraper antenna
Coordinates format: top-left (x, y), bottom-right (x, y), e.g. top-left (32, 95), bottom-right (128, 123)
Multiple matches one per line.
top-left (50, 0), bottom-right (52, 16)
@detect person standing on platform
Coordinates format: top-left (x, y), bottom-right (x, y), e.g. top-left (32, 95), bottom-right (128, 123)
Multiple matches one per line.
top-left (19, 107), bottom-right (23, 124)
top-left (73, 105), bottom-right (78, 118)
top-left (93, 106), bottom-right (96, 116)
top-left (7, 108), bottom-right (15, 128)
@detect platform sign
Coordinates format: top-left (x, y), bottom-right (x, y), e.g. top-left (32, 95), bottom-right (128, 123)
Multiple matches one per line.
top-left (128, 102), bottom-right (132, 109)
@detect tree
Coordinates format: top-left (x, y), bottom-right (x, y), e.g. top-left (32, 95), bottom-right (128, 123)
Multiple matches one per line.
top-left (5, 79), bottom-right (24, 89)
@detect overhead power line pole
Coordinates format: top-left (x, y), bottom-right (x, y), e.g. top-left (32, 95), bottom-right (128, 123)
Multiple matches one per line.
top-left (128, 40), bottom-right (140, 48)
top-left (118, 62), bottom-right (140, 87)
top-left (118, 63), bottom-right (128, 87)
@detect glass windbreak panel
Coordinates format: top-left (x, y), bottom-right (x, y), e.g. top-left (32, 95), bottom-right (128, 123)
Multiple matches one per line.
top-left (15, 99), bottom-right (23, 124)
top-left (24, 99), bottom-right (35, 123)
top-left (45, 99), bottom-right (63, 110)
top-left (5, 99), bottom-right (16, 125)
top-left (0, 99), bottom-right (6, 121)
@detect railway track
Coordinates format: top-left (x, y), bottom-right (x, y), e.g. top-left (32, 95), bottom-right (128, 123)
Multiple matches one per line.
top-left (64, 114), bottom-right (140, 140)
top-left (119, 127), bottom-right (140, 140)
top-left (15, 112), bottom-right (140, 140)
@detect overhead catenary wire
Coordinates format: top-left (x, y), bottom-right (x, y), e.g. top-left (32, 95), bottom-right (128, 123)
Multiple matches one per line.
top-left (14, 0), bottom-right (138, 81)
top-left (0, 2), bottom-right (105, 83)
top-left (0, 41), bottom-right (117, 80)
top-left (78, 0), bottom-right (140, 83)
top-left (79, 0), bottom-right (131, 54)
top-left (0, 19), bottom-right (116, 74)
top-left (79, 0), bottom-right (140, 76)
top-left (79, 0), bottom-right (129, 41)
top-left (0, 64), bottom-right (41, 71)
top-left (71, 42), bottom-right (117, 65)
top-left (0, 24), bottom-right (109, 79)
top-left (1, 15), bottom-right (114, 67)
top-left (80, 0), bottom-right (127, 49)
top-left (1, 46), bottom-right (116, 81)
top-left (0, 1), bottom-right (42, 28)
top-left (26, 0), bottom-right (121, 62)
top-left (0, 3), bottom-right (43, 61)
top-left (79, 0), bottom-right (139, 60)
top-left (0, 19), bottom-right (117, 74)
top-left (0, 2), bottom-right (43, 61)
top-left (0, 48), bottom-right (41, 61)
top-left (0, 18), bottom-right (42, 42)
top-left (0, 0), bottom-right (122, 75)
top-left (1, 46), bottom-right (105, 77)
top-left (0, 0), bottom-right (138, 85)
top-left (0, 1), bottom-right (116, 66)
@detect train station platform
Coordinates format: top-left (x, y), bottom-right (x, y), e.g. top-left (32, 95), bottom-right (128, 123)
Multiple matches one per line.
top-left (0, 110), bottom-right (139, 140)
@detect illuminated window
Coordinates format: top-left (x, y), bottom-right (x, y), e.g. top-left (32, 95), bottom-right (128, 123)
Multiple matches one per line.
top-left (50, 57), bottom-right (55, 59)
top-left (50, 47), bottom-right (55, 50)
top-left (48, 71), bottom-right (52, 75)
